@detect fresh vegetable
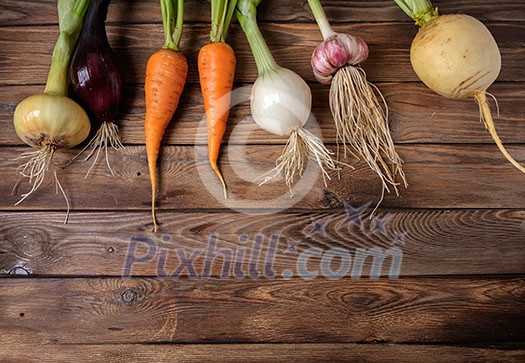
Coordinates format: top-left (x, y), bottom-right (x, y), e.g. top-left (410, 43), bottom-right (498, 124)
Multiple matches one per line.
top-left (198, 0), bottom-right (238, 198)
top-left (236, 0), bottom-right (339, 192)
top-left (13, 0), bottom-right (91, 221)
top-left (145, 0), bottom-right (188, 232)
top-left (70, 0), bottom-right (124, 177)
top-left (395, 0), bottom-right (525, 174)
top-left (307, 0), bottom-right (407, 201)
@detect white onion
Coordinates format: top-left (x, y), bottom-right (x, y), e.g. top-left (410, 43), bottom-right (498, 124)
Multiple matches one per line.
top-left (250, 67), bottom-right (311, 137)
top-left (236, 0), bottom-right (340, 192)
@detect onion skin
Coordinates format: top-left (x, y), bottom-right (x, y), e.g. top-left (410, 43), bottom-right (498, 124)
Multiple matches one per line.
top-left (410, 14), bottom-right (501, 99)
top-left (71, 0), bottom-right (122, 122)
top-left (14, 94), bottom-right (90, 149)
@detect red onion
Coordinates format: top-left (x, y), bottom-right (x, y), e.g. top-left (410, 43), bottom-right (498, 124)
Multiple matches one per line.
top-left (70, 0), bottom-right (124, 176)
top-left (71, 0), bottom-right (121, 120)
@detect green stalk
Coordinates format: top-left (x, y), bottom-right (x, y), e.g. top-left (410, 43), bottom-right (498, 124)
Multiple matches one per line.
top-left (161, 0), bottom-right (184, 51)
top-left (44, 0), bottom-right (90, 96)
top-left (235, 0), bottom-right (278, 75)
top-left (394, 0), bottom-right (439, 27)
top-left (210, 0), bottom-right (238, 43)
top-left (306, 0), bottom-right (335, 40)
top-left (211, 0), bottom-right (223, 41)
top-left (221, 0), bottom-right (238, 41)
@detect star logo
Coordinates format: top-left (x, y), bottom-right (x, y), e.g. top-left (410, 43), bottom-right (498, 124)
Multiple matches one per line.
top-left (306, 216), bottom-right (329, 238)
top-left (368, 214), bottom-right (392, 237)
top-left (338, 201), bottom-right (371, 231)
top-left (392, 231), bottom-right (408, 245)
top-left (285, 239), bottom-right (298, 253)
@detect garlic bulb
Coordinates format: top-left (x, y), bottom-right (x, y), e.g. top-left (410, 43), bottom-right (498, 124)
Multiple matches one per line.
top-left (307, 0), bottom-right (407, 206)
top-left (311, 33), bottom-right (369, 84)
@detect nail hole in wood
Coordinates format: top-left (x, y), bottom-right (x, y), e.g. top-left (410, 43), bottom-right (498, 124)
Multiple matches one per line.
top-left (121, 288), bottom-right (138, 305)
top-left (9, 267), bottom-right (30, 275)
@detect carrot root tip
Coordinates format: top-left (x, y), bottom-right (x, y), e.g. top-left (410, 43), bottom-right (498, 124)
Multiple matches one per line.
top-left (211, 162), bottom-right (228, 199)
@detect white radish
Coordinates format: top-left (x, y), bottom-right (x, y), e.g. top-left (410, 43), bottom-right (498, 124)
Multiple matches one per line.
top-left (395, 0), bottom-right (524, 174)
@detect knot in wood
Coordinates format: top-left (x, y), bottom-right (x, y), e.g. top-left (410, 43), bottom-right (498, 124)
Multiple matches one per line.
top-left (121, 288), bottom-right (138, 305)
top-left (6, 227), bottom-right (51, 259)
top-left (322, 190), bottom-right (340, 208)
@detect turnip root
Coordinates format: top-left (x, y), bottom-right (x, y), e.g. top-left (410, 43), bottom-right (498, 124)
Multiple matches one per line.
top-left (395, 0), bottom-right (525, 174)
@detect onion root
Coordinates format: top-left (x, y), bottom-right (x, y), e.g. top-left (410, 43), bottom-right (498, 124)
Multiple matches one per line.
top-left (15, 145), bottom-right (71, 224)
top-left (258, 128), bottom-right (345, 195)
top-left (71, 121), bottom-right (125, 178)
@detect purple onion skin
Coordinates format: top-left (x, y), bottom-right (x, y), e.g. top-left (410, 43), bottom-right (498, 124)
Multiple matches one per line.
top-left (71, 0), bottom-right (122, 122)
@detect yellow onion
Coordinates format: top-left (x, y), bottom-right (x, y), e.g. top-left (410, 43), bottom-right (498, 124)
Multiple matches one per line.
top-left (12, 0), bottom-right (91, 222)
top-left (14, 94), bottom-right (90, 150)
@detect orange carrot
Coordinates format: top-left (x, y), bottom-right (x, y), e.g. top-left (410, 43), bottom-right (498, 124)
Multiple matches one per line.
top-left (145, 0), bottom-right (187, 232)
top-left (198, 0), bottom-right (238, 198)
top-left (145, 49), bottom-right (187, 232)
top-left (198, 41), bottom-right (236, 198)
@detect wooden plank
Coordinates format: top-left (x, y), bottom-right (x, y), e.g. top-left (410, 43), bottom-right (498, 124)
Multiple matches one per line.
top-left (0, 277), bottom-right (523, 344)
top-left (1, 209), bottom-right (524, 277)
top-left (2, 0), bottom-right (525, 25)
top-left (1, 343), bottom-right (524, 363)
top-left (1, 144), bottom-right (525, 211)
top-left (0, 23), bottom-right (524, 86)
top-left (1, 83), bottom-right (523, 146)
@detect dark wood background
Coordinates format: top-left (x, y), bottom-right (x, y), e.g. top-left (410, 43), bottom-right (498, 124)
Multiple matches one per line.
top-left (1, 0), bottom-right (524, 361)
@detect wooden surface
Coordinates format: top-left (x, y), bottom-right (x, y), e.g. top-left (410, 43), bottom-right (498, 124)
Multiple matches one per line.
top-left (1, 0), bottom-right (525, 361)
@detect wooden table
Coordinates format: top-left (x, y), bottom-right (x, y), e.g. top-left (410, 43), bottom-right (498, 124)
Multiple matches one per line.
top-left (1, 0), bottom-right (524, 361)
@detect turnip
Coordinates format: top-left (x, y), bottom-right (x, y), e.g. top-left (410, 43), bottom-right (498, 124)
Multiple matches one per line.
top-left (395, 0), bottom-right (525, 173)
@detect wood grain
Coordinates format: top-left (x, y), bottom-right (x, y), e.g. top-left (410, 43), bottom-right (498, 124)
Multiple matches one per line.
top-left (1, 343), bottom-right (524, 363)
top-left (0, 277), bottom-right (523, 344)
top-left (2, 83), bottom-right (524, 146)
top-left (1, 0), bottom-right (525, 356)
top-left (0, 23), bottom-right (524, 86)
top-left (1, 209), bottom-right (524, 277)
top-left (1, 144), bottom-right (524, 211)
top-left (1, 0), bottom-right (525, 25)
